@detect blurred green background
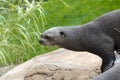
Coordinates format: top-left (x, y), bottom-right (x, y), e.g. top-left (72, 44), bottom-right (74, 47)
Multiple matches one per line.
top-left (0, 0), bottom-right (120, 66)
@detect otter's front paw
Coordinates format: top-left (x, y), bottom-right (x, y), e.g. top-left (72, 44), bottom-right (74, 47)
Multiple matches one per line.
top-left (101, 60), bottom-right (114, 72)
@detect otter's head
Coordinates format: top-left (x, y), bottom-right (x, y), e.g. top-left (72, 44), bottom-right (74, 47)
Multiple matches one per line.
top-left (39, 27), bottom-right (66, 46)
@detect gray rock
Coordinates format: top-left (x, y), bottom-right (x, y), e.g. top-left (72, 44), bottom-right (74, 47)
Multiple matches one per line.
top-left (0, 48), bottom-right (101, 80)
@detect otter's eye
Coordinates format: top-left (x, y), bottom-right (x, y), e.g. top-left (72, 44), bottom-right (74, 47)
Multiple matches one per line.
top-left (60, 31), bottom-right (65, 38)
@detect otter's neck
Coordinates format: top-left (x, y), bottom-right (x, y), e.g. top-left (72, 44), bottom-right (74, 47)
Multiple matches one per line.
top-left (59, 26), bottom-right (87, 51)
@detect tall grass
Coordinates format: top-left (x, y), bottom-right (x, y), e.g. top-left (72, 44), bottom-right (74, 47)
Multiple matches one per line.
top-left (0, 0), bottom-right (52, 66)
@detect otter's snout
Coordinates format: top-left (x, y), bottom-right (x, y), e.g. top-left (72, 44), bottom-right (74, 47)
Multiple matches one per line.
top-left (39, 32), bottom-right (55, 46)
top-left (39, 38), bottom-right (51, 46)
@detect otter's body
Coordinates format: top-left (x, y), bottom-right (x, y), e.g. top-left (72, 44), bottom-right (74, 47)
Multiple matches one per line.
top-left (92, 64), bottom-right (120, 80)
top-left (40, 9), bottom-right (120, 72)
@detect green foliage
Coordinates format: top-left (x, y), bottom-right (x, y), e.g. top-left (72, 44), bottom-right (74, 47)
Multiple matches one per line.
top-left (0, 0), bottom-right (56, 66)
top-left (0, 0), bottom-right (120, 66)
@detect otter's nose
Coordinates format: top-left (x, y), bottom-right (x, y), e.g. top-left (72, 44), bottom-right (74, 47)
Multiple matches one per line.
top-left (39, 40), bottom-right (44, 44)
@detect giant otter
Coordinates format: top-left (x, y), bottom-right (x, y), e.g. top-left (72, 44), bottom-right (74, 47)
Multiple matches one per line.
top-left (39, 9), bottom-right (120, 72)
top-left (92, 64), bottom-right (120, 80)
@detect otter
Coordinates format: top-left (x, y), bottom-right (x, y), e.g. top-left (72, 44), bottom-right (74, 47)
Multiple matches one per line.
top-left (92, 64), bottom-right (120, 80)
top-left (39, 9), bottom-right (120, 72)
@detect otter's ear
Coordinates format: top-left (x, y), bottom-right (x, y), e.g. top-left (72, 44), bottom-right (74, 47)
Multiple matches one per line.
top-left (60, 31), bottom-right (65, 38)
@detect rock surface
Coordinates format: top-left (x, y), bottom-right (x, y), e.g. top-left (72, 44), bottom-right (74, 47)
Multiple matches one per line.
top-left (0, 48), bottom-right (102, 80)
top-left (0, 65), bottom-right (15, 77)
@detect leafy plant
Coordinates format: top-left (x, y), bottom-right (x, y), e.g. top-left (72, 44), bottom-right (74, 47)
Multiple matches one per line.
top-left (0, 0), bottom-right (52, 66)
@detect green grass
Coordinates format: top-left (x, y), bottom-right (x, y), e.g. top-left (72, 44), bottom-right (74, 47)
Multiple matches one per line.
top-left (43, 0), bottom-right (120, 27)
top-left (0, 0), bottom-right (120, 66)
top-left (0, 0), bottom-right (56, 66)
